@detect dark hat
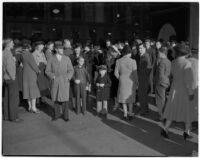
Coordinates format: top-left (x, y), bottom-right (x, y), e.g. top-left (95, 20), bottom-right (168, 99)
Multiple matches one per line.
top-left (108, 46), bottom-right (118, 54)
top-left (46, 41), bottom-right (54, 46)
top-left (22, 43), bottom-right (31, 49)
top-left (34, 41), bottom-right (44, 46)
top-left (173, 43), bottom-right (189, 55)
top-left (98, 65), bottom-right (107, 71)
top-left (121, 45), bottom-right (132, 56)
top-left (54, 41), bottom-right (64, 49)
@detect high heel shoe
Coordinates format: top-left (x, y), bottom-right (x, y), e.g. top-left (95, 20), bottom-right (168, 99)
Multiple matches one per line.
top-left (32, 109), bottom-right (40, 114)
top-left (161, 129), bottom-right (169, 139)
top-left (183, 132), bottom-right (192, 140)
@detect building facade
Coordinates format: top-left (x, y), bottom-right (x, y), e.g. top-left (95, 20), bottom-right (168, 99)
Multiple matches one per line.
top-left (3, 2), bottom-right (198, 49)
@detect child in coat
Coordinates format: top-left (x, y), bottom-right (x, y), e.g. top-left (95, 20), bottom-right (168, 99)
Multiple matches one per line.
top-left (95, 65), bottom-right (111, 118)
top-left (73, 56), bottom-right (90, 115)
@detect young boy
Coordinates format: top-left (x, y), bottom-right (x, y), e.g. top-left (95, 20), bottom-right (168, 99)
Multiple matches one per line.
top-left (95, 65), bottom-right (111, 118)
top-left (73, 56), bottom-right (90, 115)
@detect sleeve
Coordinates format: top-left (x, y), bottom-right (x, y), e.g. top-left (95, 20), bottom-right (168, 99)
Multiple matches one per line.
top-left (114, 59), bottom-right (120, 79)
top-left (146, 54), bottom-right (152, 75)
top-left (158, 61), bottom-right (165, 83)
top-left (45, 58), bottom-right (55, 80)
top-left (5, 53), bottom-right (15, 80)
top-left (85, 68), bottom-right (91, 83)
top-left (28, 54), bottom-right (40, 73)
top-left (105, 75), bottom-right (112, 87)
top-left (45, 50), bottom-right (52, 62)
top-left (66, 57), bottom-right (74, 80)
top-left (132, 60), bottom-right (139, 87)
top-left (183, 62), bottom-right (194, 95)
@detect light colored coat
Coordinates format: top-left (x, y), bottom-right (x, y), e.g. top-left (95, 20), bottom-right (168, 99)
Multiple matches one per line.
top-left (45, 55), bottom-right (74, 102)
top-left (115, 56), bottom-right (138, 103)
top-left (163, 56), bottom-right (197, 123)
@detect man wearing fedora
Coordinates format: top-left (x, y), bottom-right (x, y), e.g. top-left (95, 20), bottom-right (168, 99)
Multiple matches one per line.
top-left (46, 41), bottom-right (74, 121)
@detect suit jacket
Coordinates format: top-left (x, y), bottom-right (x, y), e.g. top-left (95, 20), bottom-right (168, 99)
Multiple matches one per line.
top-left (138, 52), bottom-right (151, 82)
top-left (155, 57), bottom-right (171, 88)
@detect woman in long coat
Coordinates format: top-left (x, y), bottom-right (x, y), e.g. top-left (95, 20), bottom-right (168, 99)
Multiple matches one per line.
top-left (115, 45), bottom-right (138, 120)
top-left (161, 43), bottom-right (196, 140)
top-left (45, 42), bottom-right (74, 121)
top-left (21, 43), bottom-right (41, 113)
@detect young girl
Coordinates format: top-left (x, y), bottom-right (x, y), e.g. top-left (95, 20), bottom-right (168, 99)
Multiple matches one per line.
top-left (73, 56), bottom-right (90, 115)
top-left (95, 65), bottom-right (111, 118)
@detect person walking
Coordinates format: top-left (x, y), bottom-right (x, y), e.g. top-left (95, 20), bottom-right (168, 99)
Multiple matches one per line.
top-left (161, 43), bottom-right (196, 140)
top-left (115, 45), bottom-right (138, 120)
top-left (154, 47), bottom-right (171, 121)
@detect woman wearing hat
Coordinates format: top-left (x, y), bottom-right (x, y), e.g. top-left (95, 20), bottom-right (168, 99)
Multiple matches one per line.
top-left (45, 41), bottom-right (74, 121)
top-left (161, 43), bottom-right (196, 140)
top-left (45, 41), bottom-right (54, 62)
top-left (115, 45), bottom-right (138, 120)
top-left (21, 42), bottom-right (41, 113)
top-left (32, 41), bottom-right (50, 99)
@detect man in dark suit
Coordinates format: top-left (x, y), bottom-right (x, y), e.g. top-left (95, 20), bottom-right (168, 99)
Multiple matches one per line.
top-left (145, 39), bottom-right (156, 94)
top-left (138, 43), bottom-right (152, 115)
top-left (154, 47), bottom-right (171, 120)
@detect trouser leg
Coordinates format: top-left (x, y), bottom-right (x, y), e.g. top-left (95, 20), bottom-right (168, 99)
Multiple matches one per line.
top-left (97, 101), bottom-right (102, 113)
top-left (75, 84), bottom-right (81, 114)
top-left (6, 80), bottom-right (19, 121)
top-left (139, 83), bottom-right (149, 113)
top-left (3, 82), bottom-right (9, 120)
top-left (155, 85), bottom-right (166, 117)
top-left (62, 101), bottom-right (69, 120)
top-left (54, 101), bottom-right (61, 119)
top-left (80, 84), bottom-right (87, 114)
top-left (128, 103), bottom-right (133, 116)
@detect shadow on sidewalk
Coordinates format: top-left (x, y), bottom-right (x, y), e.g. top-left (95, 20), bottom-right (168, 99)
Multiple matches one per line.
top-left (101, 117), bottom-right (197, 156)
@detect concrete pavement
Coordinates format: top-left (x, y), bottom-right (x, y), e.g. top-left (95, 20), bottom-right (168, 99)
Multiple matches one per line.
top-left (2, 95), bottom-right (198, 156)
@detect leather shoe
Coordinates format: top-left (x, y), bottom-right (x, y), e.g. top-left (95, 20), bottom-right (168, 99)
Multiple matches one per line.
top-left (161, 129), bottom-right (169, 139)
top-left (63, 118), bottom-right (69, 122)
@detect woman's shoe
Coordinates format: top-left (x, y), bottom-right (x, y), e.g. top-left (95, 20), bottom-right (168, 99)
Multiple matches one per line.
top-left (183, 132), bottom-right (192, 140)
top-left (32, 109), bottom-right (40, 114)
top-left (161, 129), bottom-right (169, 139)
top-left (122, 116), bottom-right (128, 121)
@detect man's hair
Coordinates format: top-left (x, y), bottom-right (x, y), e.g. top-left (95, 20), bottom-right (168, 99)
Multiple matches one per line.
top-left (138, 43), bottom-right (146, 48)
top-left (158, 46), bottom-right (168, 55)
top-left (3, 38), bottom-right (13, 49)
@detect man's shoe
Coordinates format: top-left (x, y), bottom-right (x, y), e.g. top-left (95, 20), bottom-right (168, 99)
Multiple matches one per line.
top-left (128, 115), bottom-right (134, 121)
top-left (63, 118), bottom-right (69, 122)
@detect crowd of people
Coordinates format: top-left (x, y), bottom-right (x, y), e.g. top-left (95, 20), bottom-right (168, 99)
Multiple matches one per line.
top-left (3, 37), bottom-right (198, 141)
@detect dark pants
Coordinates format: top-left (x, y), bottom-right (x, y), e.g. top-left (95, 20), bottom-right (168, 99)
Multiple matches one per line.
top-left (54, 101), bottom-right (69, 120)
top-left (138, 81), bottom-right (149, 113)
top-left (3, 79), bottom-right (19, 121)
top-left (155, 84), bottom-right (166, 116)
top-left (149, 69), bottom-right (154, 93)
top-left (75, 83), bottom-right (86, 114)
